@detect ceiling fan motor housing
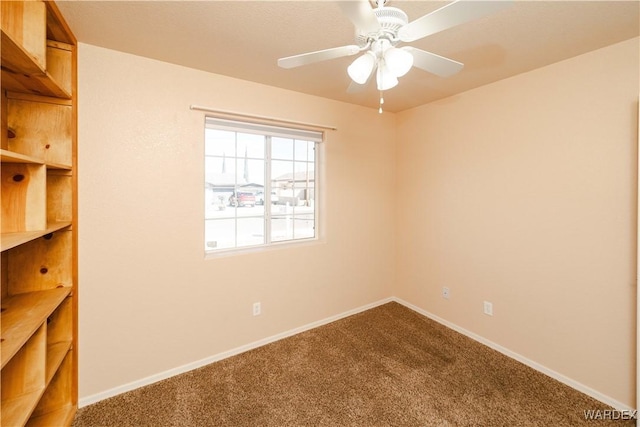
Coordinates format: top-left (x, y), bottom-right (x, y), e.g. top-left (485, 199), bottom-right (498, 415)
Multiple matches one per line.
top-left (355, 6), bottom-right (409, 46)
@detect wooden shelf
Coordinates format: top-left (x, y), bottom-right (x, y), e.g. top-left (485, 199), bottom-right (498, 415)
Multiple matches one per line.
top-left (2, 63), bottom-right (71, 100)
top-left (1, 148), bottom-right (72, 170)
top-left (1, 222), bottom-right (71, 252)
top-left (46, 161), bottom-right (72, 170)
top-left (46, 342), bottom-right (72, 384)
top-left (1, 148), bottom-right (43, 165)
top-left (1, 389), bottom-right (43, 427)
top-left (0, 288), bottom-right (71, 369)
top-left (0, 30), bottom-right (46, 77)
top-left (1, 29), bottom-right (72, 99)
top-left (1, 68), bottom-right (71, 99)
top-left (26, 404), bottom-right (76, 427)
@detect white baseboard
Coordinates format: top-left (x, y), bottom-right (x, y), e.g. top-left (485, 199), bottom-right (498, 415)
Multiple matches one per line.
top-left (78, 297), bottom-right (394, 408)
top-left (392, 297), bottom-right (635, 413)
top-left (80, 296), bottom-right (633, 413)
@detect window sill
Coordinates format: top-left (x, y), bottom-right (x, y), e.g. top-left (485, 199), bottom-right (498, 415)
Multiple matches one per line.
top-left (204, 237), bottom-right (325, 260)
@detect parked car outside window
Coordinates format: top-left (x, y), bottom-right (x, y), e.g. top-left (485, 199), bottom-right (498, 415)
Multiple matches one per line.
top-left (229, 192), bottom-right (256, 207)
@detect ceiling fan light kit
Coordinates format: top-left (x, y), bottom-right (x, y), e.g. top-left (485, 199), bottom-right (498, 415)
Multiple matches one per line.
top-left (278, 0), bottom-right (512, 113)
top-left (376, 62), bottom-right (398, 91)
top-left (347, 51), bottom-right (376, 84)
top-left (347, 40), bottom-right (413, 90)
top-left (384, 46), bottom-right (414, 77)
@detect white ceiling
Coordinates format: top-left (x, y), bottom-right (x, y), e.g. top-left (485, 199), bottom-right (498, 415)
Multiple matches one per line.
top-left (56, 1), bottom-right (639, 113)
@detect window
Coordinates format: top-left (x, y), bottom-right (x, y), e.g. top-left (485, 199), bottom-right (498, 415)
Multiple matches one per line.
top-left (204, 117), bottom-right (321, 253)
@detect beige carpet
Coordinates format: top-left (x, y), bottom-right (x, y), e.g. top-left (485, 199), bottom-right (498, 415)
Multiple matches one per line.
top-left (73, 302), bottom-right (632, 426)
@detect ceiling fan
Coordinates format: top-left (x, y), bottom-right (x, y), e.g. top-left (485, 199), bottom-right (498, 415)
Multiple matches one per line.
top-left (278, 0), bottom-right (512, 112)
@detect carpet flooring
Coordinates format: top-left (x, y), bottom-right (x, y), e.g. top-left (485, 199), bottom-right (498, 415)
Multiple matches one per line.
top-left (73, 302), bottom-right (632, 426)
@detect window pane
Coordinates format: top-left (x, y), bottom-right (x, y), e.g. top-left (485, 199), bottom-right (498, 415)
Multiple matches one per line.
top-left (205, 156), bottom-right (225, 176)
top-left (270, 201), bottom-right (288, 216)
top-left (257, 190), bottom-right (279, 207)
top-left (271, 160), bottom-right (293, 182)
top-left (205, 156), bottom-right (236, 187)
top-left (236, 201), bottom-right (264, 218)
top-left (289, 162), bottom-right (313, 209)
top-left (237, 158), bottom-right (265, 186)
top-left (293, 199), bottom-right (314, 218)
top-left (229, 185), bottom-right (264, 218)
top-left (293, 183), bottom-right (313, 205)
top-left (205, 219), bottom-right (235, 250)
top-left (237, 133), bottom-right (265, 159)
top-left (205, 189), bottom-right (236, 220)
top-left (294, 160), bottom-right (308, 175)
top-left (272, 137), bottom-right (294, 160)
top-left (307, 142), bottom-right (315, 162)
top-left (294, 140), bottom-right (313, 162)
top-left (205, 129), bottom-right (235, 156)
top-left (206, 155), bottom-right (237, 220)
top-left (237, 217), bottom-right (264, 247)
top-left (294, 214), bottom-right (315, 239)
top-left (272, 160), bottom-right (293, 208)
top-left (271, 215), bottom-right (293, 242)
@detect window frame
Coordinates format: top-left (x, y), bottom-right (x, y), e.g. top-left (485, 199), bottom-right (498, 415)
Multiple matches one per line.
top-left (204, 117), bottom-right (322, 256)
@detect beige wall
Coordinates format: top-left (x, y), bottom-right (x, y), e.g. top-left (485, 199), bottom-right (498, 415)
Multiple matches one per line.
top-left (77, 43), bottom-right (396, 398)
top-left (396, 37), bottom-right (639, 407)
top-left (78, 37), bottom-right (638, 408)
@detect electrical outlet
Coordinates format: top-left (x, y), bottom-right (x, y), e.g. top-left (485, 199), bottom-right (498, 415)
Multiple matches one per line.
top-left (483, 301), bottom-right (493, 316)
top-left (442, 287), bottom-right (450, 300)
top-left (253, 302), bottom-right (261, 316)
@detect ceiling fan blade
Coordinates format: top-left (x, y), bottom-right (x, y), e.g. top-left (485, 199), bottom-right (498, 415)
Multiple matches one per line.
top-left (404, 47), bottom-right (463, 78)
top-left (278, 45), bottom-right (361, 69)
top-left (398, 0), bottom-right (512, 42)
top-left (337, 0), bottom-right (380, 33)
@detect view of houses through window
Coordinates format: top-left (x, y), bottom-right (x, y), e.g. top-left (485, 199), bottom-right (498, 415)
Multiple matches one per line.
top-left (204, 118), bottom-right (320, 252)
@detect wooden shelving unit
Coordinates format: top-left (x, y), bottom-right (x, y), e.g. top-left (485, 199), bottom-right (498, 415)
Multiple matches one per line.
top-left (1, 1), bottom-right (78, 426)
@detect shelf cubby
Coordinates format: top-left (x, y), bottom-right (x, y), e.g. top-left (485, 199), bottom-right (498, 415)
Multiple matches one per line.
top-left (0, 287), bottom-right (71, 368)
top-left (47, 169), bottom-right (73, 223)
top-left (6, 230), bottom-right (73, 294)
top-left (28, 352), bottom-right (74, 426)
top-left (1, 41), bottom-right (73, 99)
top-left (0, 1), bottom-right (47, 76)
top-left (45, 297), bottom-right (73, 382)
top-left (6, 92), bottom-right (73, 167)
top-left (1, 324), bottom-right (47, 427)
top-left (1, 163), bottom-right (47, 234)
top-left (44, 40), bottom-right (73, 97)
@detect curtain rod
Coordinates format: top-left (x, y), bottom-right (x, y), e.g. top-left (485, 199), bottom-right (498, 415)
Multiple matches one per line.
top-left (189, 105), bottom-right (337, 131)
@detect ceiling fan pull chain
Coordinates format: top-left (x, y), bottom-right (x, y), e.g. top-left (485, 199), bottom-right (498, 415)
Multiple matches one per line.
top-left (379, 90), bottom-right (384, 114)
